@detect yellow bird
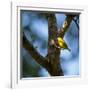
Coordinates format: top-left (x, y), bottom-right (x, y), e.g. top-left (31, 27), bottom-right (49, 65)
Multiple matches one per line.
top-left (55, 37), bottom-right (71, 51)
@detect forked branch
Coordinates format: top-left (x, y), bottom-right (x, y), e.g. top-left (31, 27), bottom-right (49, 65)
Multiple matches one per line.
top-left (58, 15), bottom-right (76, 38)
top-left (23, 14), bottom-right (76, 76)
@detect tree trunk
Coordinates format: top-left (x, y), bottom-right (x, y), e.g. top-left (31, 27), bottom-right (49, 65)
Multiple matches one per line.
top-left (46, 14), bottom-right (63, 76)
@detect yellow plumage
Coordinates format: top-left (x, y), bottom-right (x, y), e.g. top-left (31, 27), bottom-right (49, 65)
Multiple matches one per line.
top-left (57, 37), bottom-right (71, 51)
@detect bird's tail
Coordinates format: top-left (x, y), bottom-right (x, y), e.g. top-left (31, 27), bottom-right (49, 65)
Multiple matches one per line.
top-left (67, 48), bottom-right (71, 52)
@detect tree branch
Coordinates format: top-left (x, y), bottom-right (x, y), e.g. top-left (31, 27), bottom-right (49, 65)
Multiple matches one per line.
top-left (48, 13), bottom-right (58, 40)
top-left (73, 18), bottom-right (79, 29)
top-left (58, 15), bottom-right (76, 38)
top-left (46, 15), bottom-right (75, 76)
top-left (46, 14), bottom-right (63, 76)
top-left (23, 33), bottom-right (48, 68)
top-left (22, 14), bottom-right (76, 76)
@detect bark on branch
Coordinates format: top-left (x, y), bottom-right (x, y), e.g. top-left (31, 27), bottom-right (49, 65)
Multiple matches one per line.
top-left (73, 18), bottom-right (79, 29)
top-left (46, 14), bottom-right (63, 76)
top-left (46, 14), bottom-right (75, 76)
top-left (23, 33), bottom-right (48, 68)
top-left (58, 15), bottom-right (76, 38)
